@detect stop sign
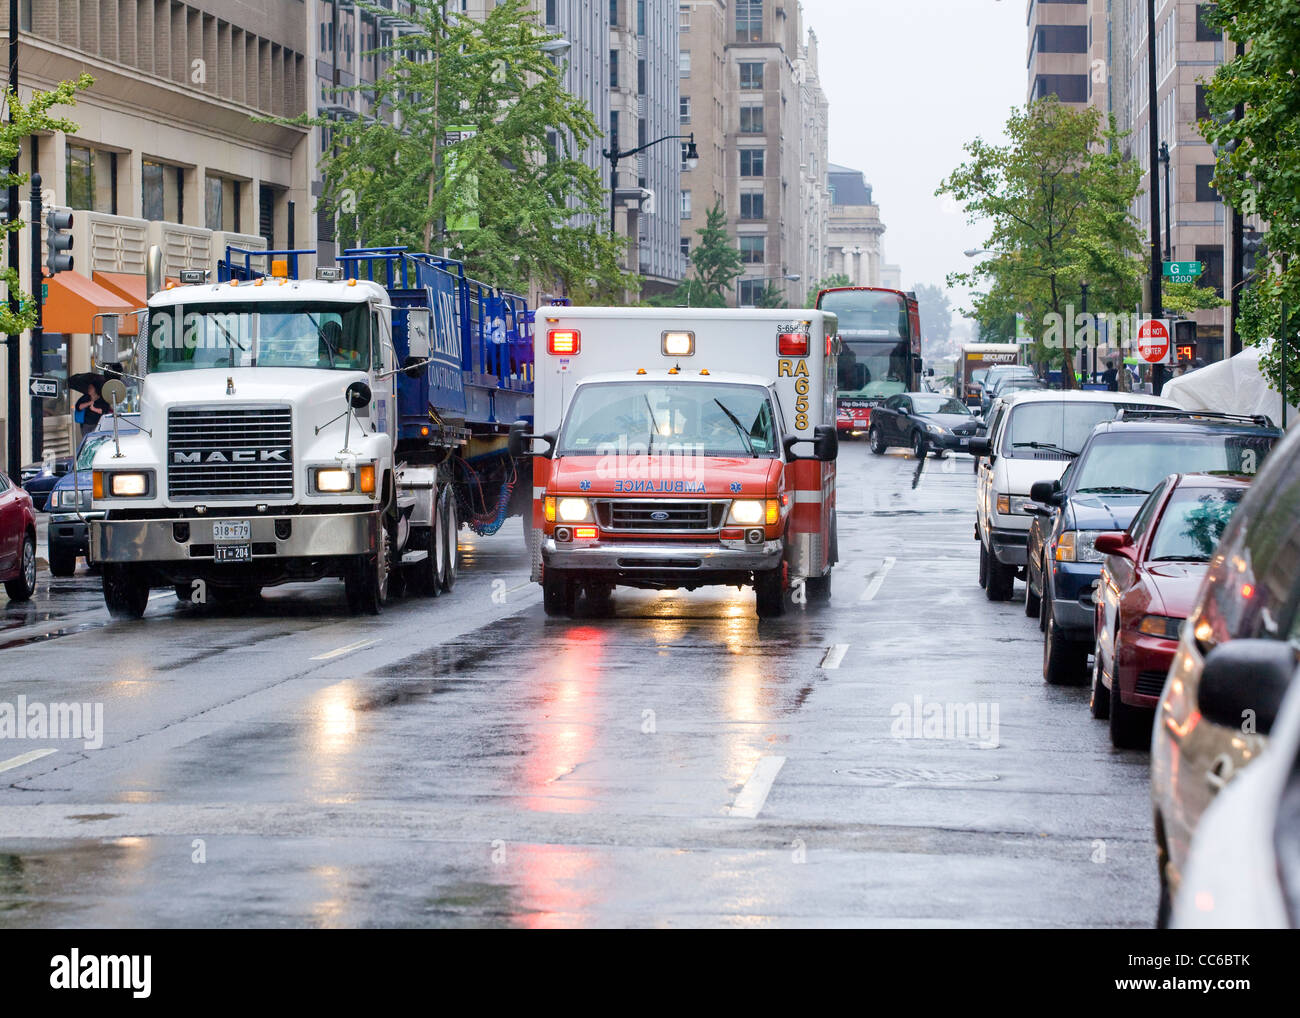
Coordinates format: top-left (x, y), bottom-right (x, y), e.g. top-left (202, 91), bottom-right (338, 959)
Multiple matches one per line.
top-left (1137, 319), bottom-right (1171, 364)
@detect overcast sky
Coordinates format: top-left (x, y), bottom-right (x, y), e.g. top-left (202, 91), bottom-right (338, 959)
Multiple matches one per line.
top-left (799, 0), bottom-right (1028, 322)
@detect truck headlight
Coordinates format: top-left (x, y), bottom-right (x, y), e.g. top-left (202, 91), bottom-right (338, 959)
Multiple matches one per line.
top-left (729, 500), bottom-right (765, 525)
top-left (109, 472), bottom-right (149, 497)
top-left (315, 467), bottom-right (353, 493)
top-left (556, 498), bottom-right (592, 523)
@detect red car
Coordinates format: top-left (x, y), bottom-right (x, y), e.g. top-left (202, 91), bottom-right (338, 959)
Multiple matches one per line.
top-left (1091, 473), bottom-right (1251, 749)
top-left (1, 471), bottom-right (38, 602)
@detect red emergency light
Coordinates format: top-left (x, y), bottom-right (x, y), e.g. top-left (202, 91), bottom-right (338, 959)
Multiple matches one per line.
top-left (548, 329), bottom-right (580, 355)
top-left (778, 332), bottom-right (809, 356)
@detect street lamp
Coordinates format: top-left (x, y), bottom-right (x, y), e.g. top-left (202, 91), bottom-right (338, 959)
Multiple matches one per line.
top-left (1146, 0), bottom-right (1166, 393)
top-left (603, 130), bottom-right (698, 237)
top-left (539, 37), bottom-right (572, 58)
top-left (1158, 141), bottom-right (1172, 262)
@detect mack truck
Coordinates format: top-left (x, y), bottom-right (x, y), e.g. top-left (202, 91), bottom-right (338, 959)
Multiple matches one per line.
top-left (509, 307), bottom-right (840, 618)
top-left (87, 245), bottom-right (534, 618)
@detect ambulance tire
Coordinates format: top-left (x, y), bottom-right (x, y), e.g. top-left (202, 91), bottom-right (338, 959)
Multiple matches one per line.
top-left (584, 583), bottom-right (615, 618)
top-left (543, 570), bottom-right (577, 617)
top-left (868, 426), bottom-right (886, 455)
top-left (804, 569), bottom-right (832, 602)
top-left (754, 568), bottom-right (786, 618)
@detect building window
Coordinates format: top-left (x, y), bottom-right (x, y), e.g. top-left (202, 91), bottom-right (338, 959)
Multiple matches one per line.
top-left (740, 106), bottom-right (763, 134)
top-left (1196, 244), bottom-right (1225, 296)
top-left (1032, 74), bottom-right (1088, 104)
top-left (739, 61), bottom-right (763, 90)
top-left (680, 96), bottom-right (692, 123)
top-left (638, 117), bottom-right (646, 147)
top-left (546, 0), bottom-right (558, 26)
top-left (740, 149), bottom-right (765, 177)
top-left (1195, 164), bottom-right (1219, 204)
top-left (1196, 3), bottom-right (1222, 42)
top-left (637, 0), bottom-right (645, 35)
top-left (609, 50), bottom-right (619, 88)
top-left (738, 278), bottom-right (765, 306)
top-left (142, 159), bottom-right (184, 223)
top-left (259, 184), bottom-right (277, 248)
top-left (206, 175), bottom-right (243, 233)
top-left (610, 0), bottom-right (618, 27)
top-left (679, 50), bottom-right (690, 77)
top-left (739, 236), bottom-right (765, 264)
top-left (681, 235), bottom-right (690, 261)
top-left (638, 58), bottom-right (646, 93)
top-left (736, 0), bottom-right (762, 43)
top-left (680, 190), bottom-right (692, 219)
top-left (1035, 25), bottom-right (1087, 54)
top-left (65, 144), bottom-right (115, 214)
top-left (680, 5), bottom-right (690, 31)
top-left (1195, 84), bottom-right (1210, 122)
top-left (740, 192), bottom-right (765, 220)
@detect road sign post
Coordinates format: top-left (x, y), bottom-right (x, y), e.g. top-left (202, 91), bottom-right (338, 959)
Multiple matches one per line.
top-left (28, 376), bottom-right (59, 400)
top-left (1163, 261), bottom-right (1204, 285)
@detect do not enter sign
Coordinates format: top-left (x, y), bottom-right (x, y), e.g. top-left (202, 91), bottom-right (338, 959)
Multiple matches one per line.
top-left (1136, 319), bottom-right (1173, 365)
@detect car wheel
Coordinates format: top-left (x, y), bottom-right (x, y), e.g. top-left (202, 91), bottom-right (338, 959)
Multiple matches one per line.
top-left (102, 563), bottom-right (150, 620)
top-left (48, 544), bottom-right (77, 578)
top-left (868, 426), bottom-right (885, 455)
top-left (3, 533), bottom-right (37, 602)
top-left (754, 567), bottom-right (787, 618)
top-left (985, 552), bottom-right (1014, 601)
top-left (1024, 581), bottom-right (1041, 618)
top-left (1089, 652), bottom-right (1111, 719)
top-left (911, 431), bottom-right (927, 459)
top-left (1109, 685), bottom-right (1154, 750)
top-left (978, 540), bottom-right (989, 589)
top-left (1043, 604), bottom-right (1088, 685)
top-left (542, 568), bottom-right (576, 617)
top-left (1038, 582), bottom-right (1049, 633)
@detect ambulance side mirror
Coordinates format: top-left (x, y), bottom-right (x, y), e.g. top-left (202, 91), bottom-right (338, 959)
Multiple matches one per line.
top-left (784, 425), bottom-right (838, 463)
top-left (508, 420), bottom-right (555, 459)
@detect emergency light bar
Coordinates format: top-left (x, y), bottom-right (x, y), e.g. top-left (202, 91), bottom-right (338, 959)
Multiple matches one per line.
top-left (778, 331), bottom-right (809, 356)
top-left (548, 329), bottom-right (580, 355)
top-left (661, 330), bottom-right (695, 356)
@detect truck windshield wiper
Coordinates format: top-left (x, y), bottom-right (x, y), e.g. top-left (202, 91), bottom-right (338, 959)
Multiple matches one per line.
top-left (713, 398), bottom-right (755, 457)
top-left (1077, 485), bottom-right (1150, 494)
top-left (209, 316), bottom-right (248, 355)
top-left (307, 314), bottom-right (339, 368)
top-left (1012, 441), bottom-right (1078, 457)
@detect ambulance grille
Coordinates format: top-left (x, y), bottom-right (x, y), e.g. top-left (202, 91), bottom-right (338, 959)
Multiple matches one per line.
top-left (593, 499), bottom-right (729, 533)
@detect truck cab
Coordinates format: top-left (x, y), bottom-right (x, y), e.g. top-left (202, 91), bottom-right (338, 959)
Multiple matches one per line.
top-left (513, 307), bottom-right (839, 618)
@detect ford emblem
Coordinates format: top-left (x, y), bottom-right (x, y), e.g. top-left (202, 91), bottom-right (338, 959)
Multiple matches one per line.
top-left (650, 511), bottom-right (670, 521)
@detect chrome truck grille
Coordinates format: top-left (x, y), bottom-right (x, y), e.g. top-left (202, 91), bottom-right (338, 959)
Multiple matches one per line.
top-left (167, 406), bottom-right (294, 500)
top-left (593, 499), bottom-right (729, 533)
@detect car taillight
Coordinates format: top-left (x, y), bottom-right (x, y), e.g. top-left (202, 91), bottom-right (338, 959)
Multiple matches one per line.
top-left (548, 329), bottom-right (580, 355)
top-left (778, 332), bottom-right (808, 356)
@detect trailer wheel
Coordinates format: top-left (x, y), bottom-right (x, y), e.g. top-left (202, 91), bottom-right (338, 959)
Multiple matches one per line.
top-left (345, 517), bottom-right (391, 616)
top-left (754, 567), bottom-right (786, 618)
top-left (439, 486), bottom-right (458, 593)
top-left (103, 563), bottom-right (150, 620)
top-left (542, 570), bottom-right (576, 617)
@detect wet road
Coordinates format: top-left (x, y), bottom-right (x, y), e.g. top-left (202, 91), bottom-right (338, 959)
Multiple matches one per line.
top-left (0, 443), bottom-right (1158, 927)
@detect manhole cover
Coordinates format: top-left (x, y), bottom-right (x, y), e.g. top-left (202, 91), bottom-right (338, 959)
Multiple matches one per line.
top-left (835, 766), bottom-right (1000, 786)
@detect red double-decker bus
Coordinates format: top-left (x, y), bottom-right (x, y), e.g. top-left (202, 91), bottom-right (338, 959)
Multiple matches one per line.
top-left (815, 286), bottom-right (923, 436)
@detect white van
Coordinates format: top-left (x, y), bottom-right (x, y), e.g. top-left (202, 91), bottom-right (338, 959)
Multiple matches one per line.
top-left (972, 389), bottom-right (1178, 602)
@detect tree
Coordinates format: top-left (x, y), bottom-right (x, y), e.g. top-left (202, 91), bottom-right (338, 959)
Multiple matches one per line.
top-left (754, 283), bottom-right (786, 308)
top-left (804, 273), bottom-right (851, 308)
top-left (269, 0), bottom-right (632, 298)
top-left (1162, 279), bottom-right (1227, 317)
top-left (686, 200), bottom-right (743, 303)
top-left (0, 74), bottom-right (94, 336)
top-left (912, 283), bottom-right (954, 352)
top-left (938, 99), bottom-right (1144, 387)
top-left (1201, 0), bottom-right (1300, 398)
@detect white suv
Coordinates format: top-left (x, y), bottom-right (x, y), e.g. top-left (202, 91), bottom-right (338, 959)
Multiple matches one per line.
top-left (972, 390), bottom-right (1177, 603)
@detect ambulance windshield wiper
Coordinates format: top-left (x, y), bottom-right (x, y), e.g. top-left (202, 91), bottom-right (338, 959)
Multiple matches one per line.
top-left (645, 394), bottom-right (661, 454)
top-left (714, 399), bottom-right (755, 457)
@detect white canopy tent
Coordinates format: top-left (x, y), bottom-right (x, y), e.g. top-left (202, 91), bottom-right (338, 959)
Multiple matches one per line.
top-left (1161, 343), bottom-right (1298, 429)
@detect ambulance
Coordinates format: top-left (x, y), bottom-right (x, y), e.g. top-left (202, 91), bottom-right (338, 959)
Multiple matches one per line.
top-left (508, 307), bottom-right (840, 618)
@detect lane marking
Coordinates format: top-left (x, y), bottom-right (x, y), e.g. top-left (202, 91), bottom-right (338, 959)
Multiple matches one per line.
top-left (726, 755), bottom-right (787, 819)
top-left (311, 638), bottom-right (377, 661)
top-left (0, 748), bottom-right (57, 774)
top-left (859, 556), bottom-right (897, 602)
top-left (820, 644), bottom-right (849, 669)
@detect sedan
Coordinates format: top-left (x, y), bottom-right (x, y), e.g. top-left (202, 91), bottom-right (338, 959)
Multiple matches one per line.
top-left (0, 468), bottom-right (38, 601)
top-left (868, 392), bottom-right (981, 458)
top-left (1091, 473), bottom-right (1250, 749)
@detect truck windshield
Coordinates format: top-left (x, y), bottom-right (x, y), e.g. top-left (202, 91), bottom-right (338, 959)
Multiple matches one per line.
top-left (837, 339), bottom-right (910, 399)
top-left (559, 382), bottom-right (779, 458)
top-left (146, 301), bottom-right (372, 372)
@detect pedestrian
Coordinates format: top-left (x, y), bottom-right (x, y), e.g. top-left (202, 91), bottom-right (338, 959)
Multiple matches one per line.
top-left (1101, 358), bottom-right (1119, 392)
top-left (74, 383), bottom-right (111, 437)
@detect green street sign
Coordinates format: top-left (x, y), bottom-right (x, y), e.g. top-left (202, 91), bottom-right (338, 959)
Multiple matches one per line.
top-left (41, 282), bottom-right (48, 300)
top-left (1164, 261), bottom-right (1204, 284)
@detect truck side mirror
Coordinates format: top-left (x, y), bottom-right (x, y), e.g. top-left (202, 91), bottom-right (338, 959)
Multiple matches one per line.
top-left (346, 380), bottom-right (372, 410)
top-left (402, 355), bottom-right (424, 379)
top-left (508, 420), bottom-right (556, 459)
top-left (1029, 479), bottom-right (1062, 505)
top-left (784, 426), bottom-right (838, 463)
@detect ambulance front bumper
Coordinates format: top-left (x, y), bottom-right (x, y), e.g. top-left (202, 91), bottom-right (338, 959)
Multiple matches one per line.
top-left (542, 537), bottom-right (783, 573)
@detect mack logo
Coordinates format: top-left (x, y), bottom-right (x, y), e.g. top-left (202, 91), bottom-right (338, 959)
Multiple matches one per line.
top-left (172, 449), bottom-right (290, 464)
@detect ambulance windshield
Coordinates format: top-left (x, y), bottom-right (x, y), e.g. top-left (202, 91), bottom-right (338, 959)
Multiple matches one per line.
top-left (559, 381), bottom-right (779, 458)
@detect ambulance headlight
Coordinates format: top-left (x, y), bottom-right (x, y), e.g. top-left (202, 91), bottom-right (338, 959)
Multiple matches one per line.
top-left (728, 500), bottom-right (765, 525)
top-left (661, 330), bottom-right (695, 356)
top-left (557, 498), bottom-right (592, 523)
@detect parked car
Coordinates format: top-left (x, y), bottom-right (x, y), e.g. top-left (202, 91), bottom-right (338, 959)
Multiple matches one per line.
top-left (1091, 473), bottom-right (1251, 748)
top-left (0, 468), bottom-right (38, 601)
top-left (20, 454), bottom-right (72, 511)
top-left (970, 390), bottom-right (1178, 605)
top-left (45, 431), bottom-right (116, 576)
top-left (867, 392), bottom-right (981, 458)
top-left (1027, 412), bottom-right (1281, 685)
top-left (1151, 420), bottom-right (1300, 925)
top-left (1171, 648), bottom-right (1298, 929)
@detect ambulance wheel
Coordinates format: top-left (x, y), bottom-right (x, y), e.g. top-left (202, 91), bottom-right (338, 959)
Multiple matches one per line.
top-left (804, 569), bottom-right (832, 602)
top-left (103, 563), bottom-right (150, 620)
top-left (439, 486), bottom-right (458, 593)
top-left (345, 520), bottom-right (391, 616)
top-left (543, 570), bottom-right (576, 617)
top-left (868, 426), bottom-right (885, 455)
top-left (754, 568), bottom-right (787, 618)
top-left (583, 583), bottom-right (615, 618)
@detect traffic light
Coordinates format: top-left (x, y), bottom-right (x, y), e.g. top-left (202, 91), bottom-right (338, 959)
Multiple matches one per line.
top-left (45, 209), bottom-right (73, 274)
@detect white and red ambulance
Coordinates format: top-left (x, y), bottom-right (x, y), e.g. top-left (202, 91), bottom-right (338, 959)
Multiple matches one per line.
top-left (508, 307), bottom-right (840, 617)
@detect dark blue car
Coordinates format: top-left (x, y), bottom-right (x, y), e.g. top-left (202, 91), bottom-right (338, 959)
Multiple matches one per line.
top-left (1025, 412), bottom-right (1282, 685)
top-left (45, 431), bottom-right (116, 576)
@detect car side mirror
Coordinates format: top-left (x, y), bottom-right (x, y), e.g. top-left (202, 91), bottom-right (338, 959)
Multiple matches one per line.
top-left (784, 425), bottom-right (838, 463)
top-left (1093, 531), bottom-right (1133, 558)
top-left (967, 437), bottom-right (991, 457)
top-left (508, 420), bottom-right (555, 459)
top-left (1029, 479), bottom-right (1062, 505)
top-left (1197, 639), bottom-right (1296, 737)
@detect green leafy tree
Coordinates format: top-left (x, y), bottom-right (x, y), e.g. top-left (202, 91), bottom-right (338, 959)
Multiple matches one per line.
top-left (1162, 279), bottom-right (1227, 317)
top-left (685, 201), bottom-right (743, 303)
top-left (0, 74), bottom-right (94, 336)
top-left (269, 0), bottom-right (631, 298)
top-left (939, 98), bottom-right (1144, 387)
top-left (1201, 0), bottom-right (1300, 397)
top-left (754, 283), bottom-right (786, 308)
top-left (804, 273), bottom-right (852, 307)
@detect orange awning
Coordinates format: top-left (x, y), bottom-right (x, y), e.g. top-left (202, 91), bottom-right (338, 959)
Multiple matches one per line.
top-left (42, 272), bottom-right (137, 336)
top-left (92, 271), bottom-right (155, 336)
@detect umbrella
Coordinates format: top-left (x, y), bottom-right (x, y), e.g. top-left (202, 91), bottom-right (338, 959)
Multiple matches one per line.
top-left (67, 371), bottom-right (107, 395)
